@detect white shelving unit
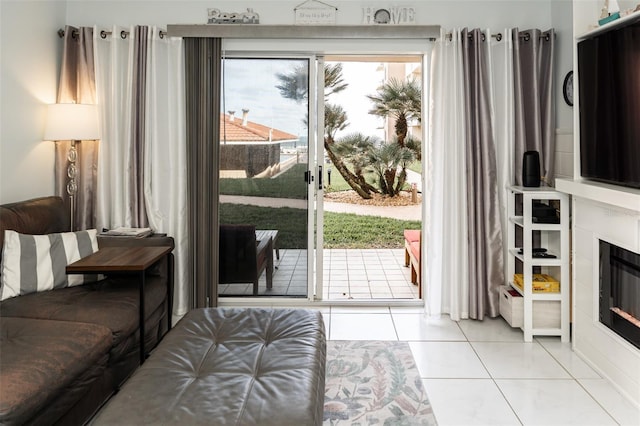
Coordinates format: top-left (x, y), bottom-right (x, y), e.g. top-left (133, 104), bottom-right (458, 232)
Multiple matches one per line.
top-left (505, 186), bottom-right (570, 342)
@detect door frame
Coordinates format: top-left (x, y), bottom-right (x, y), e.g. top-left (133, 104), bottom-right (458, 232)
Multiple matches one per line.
top-left (215, 39), bottom-right (433, 308)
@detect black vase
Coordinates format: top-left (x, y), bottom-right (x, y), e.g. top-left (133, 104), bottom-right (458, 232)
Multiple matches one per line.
top-left (522, 151), bottom-right (541, 187)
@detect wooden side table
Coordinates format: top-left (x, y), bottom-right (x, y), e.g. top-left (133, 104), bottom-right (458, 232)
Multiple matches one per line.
top-left (66, 246), bottom-right (173, 364)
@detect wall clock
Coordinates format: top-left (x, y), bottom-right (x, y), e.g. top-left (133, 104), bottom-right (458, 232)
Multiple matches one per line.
top-left (563, 71), bottom-right (573, 107)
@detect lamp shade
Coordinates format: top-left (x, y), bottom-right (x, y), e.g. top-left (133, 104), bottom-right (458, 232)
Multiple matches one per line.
top-left (44, 103), bottom-right (101, 141)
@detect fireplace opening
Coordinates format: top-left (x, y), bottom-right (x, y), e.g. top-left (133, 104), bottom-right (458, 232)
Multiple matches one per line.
top-left (599, 240), bottom-right (640, 350)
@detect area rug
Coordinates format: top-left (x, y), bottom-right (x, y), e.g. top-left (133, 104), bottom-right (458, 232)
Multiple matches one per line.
top-left (324, 340), bottom-right (437, 426)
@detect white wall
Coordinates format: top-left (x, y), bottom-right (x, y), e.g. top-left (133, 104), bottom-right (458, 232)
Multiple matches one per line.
top-left (1, 0), bottom-right (570, 204)
top-left (0, 0), bottom-right (65, 203)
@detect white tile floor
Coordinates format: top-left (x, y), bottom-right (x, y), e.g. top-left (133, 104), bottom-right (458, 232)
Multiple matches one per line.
top-left (317, 306), bottom-right (640, 426)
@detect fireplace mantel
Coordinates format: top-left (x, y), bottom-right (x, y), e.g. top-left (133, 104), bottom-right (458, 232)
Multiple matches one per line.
top-left (556, 178), bottom-right (640, 213)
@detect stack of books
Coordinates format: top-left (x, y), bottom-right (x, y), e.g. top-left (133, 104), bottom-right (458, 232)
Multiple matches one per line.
top-left (101, 227), bottom-right (153, 238)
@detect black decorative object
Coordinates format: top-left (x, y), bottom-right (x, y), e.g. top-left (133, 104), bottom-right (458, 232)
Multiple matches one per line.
top-left (563, 71), bottom-right (573, 106)
top-left (522, 151), bottom-right (541, 187)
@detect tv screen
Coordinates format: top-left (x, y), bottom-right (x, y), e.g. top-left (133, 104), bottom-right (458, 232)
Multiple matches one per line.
top-left (578, 18), bottom-right (640, 189)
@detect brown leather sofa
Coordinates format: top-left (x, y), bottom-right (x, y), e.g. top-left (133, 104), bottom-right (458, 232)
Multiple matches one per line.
top-left (0, 197), bottom-right (174, 425)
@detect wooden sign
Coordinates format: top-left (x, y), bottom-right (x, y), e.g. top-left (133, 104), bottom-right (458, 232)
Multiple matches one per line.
top-left (295, 0), bottom-right (337, 25)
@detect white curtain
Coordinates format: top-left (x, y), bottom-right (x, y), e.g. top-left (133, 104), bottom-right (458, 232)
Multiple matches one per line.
top-left (426, 29), bottom-right (469, 320)
top-left (94, 26), bottom-right (189, 322)
top-left (95, 25), bottom-right (134, 230)
top-left (491, 29), bottom-right (515, 283)
top-left (143, 28), bottom-right (189, 321)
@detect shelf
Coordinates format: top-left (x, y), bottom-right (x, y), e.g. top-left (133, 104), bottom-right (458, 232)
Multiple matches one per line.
top-left (509, 185), bottom-right (562, 197)
top-left (509, 248), bottom-right (562, 265)
top-left (576, 10), bottom-right (640, 41)
top-left (508, 283), bottom-right (562, 301)
top-left (509, 216), bottom-right (562, 231)
top-left (504, 187), bottom-right (569, 342)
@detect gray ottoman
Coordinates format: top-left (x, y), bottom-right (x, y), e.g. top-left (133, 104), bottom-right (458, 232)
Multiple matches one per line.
top-left (91, 308), bottom-right (326, 425)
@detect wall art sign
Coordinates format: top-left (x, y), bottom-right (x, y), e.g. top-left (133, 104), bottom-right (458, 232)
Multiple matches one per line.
top-left (207, 8), bottom-right (260, 24)
top-left (295, 0), bottom-right (337, 25)
top-left (362, 6), bottom-right (416, 24)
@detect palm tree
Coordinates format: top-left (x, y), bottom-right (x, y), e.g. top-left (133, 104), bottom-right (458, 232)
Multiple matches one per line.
top-left (367, 141), bottom-right (416, 196)
top-left (367, 77), bottom-right (421, 147)
top-left (276, 63), bottom-right (376, 199)
top-left (366, 77), bottom-right (422, 196)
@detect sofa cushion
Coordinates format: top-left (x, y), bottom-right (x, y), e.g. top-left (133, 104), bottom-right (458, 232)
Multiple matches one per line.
top-left (404, 229), bottom-right (420, 243)
top-left (0, 317), bottom-right (112, 425)
top-left (91, 308), bottom-right (327, 425)
top-left (0, 276), bottom-right (167, 360)
top-left (1, 229), bottom-right (101, 301)
top-left (410, 241), bottom-right (420, 259)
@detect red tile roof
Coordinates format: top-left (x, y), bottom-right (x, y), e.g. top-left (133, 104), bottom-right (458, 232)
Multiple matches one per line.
top-left (220, 113), bottom-right (299, 143)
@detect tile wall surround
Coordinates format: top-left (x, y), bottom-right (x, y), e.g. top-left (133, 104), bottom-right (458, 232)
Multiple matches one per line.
top-left (557, 178), bottom-right (640, 408)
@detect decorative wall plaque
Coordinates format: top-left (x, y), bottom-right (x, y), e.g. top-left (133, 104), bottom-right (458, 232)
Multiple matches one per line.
top-left (207, 8), bottom-right (260, 24)
top-left (294, 0), bottom-right (337, 25)
top-left (362, 5), bottom-right (416, 24)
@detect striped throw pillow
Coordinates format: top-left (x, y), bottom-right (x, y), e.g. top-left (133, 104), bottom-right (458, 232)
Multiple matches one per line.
top-left (0, 229), bottom-right (101, 301)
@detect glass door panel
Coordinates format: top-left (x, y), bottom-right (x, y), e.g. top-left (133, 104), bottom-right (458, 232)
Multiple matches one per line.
top-left (218, 57), bottom-right (310, 298)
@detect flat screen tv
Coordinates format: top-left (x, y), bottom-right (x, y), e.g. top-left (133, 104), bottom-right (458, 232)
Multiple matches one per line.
top-left (578, 17), bottom-right (640, 189)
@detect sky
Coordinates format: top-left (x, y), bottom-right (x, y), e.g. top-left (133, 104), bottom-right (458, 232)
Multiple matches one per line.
top-left (221, 58), bottom-right (402, 144)
top-left (222, 58), bottom-right (308, 137)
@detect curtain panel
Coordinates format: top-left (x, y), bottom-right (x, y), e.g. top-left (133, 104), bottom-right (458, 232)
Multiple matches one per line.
top-left (461, 28), bottom-right (504, 319)
top-left (94, 26), bottom-right (189, 322)
top-left (426, 29), bottom-right (469, 320)
top-left (55, 26), bottom-right (98, 231)
top-left (184, 37), bottom-right (222, 308)
top-left (428, 27), bottom-right (554, 320)
top-left (512, 29), bottom-right (556, 186)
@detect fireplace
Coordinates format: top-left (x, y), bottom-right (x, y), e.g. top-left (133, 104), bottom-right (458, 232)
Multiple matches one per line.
top-left (599, 240), bottom-right (640, 350)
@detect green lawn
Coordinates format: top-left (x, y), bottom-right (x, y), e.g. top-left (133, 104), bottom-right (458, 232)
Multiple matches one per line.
top-left (220, 163), bottom-right (308, 199)
top-left (221, 203), bottom-right (421, 249)
top-left (324, 212), bottom-right (421, 249)
top-left (323, 160), bottom-right (422, 193)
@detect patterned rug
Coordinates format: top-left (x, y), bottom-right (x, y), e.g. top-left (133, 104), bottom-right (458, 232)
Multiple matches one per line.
top-left (324, 341), bottom-right (437, 426)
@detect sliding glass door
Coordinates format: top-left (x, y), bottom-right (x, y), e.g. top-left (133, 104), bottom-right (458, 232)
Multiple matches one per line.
top-left (217, 56), bottom-right (318, 299)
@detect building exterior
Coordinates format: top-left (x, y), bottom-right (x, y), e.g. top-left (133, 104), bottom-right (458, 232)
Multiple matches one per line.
top-left (220, 110), bottom-right (299, 178)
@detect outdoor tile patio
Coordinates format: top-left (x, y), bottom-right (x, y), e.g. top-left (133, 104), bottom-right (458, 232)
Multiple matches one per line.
top-left (218, 248), bottom-right (420, 300)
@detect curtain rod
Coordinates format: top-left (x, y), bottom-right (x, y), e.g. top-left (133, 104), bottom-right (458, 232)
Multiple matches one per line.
top-left (57, 28), bottom-right (167, 39)
top-left (444, 31), bottom-right (554, 42)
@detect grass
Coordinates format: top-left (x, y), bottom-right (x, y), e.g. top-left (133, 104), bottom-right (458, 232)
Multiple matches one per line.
top-left (323, 160), bottom-right (422, 193)
top-left (324, 212), bottom-right (421, 249)
top-left (221, 159), bottom-right (423, 198)
top-left (220, 203), bottom-right (421, 249)
top-left (220, 163), bottom-right (308, 199)
top-left (220, 203), bottom-right (307, 249)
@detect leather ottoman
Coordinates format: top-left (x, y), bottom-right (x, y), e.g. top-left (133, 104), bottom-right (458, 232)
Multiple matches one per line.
top-left (91, 308), bottom-right (326, 425)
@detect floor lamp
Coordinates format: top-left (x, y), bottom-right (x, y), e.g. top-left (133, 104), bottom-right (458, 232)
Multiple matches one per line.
top-left (44, 103), bottom-right (101, 231)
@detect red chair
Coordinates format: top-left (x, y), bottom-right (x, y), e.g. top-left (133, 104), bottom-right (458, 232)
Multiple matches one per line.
top-left (404, 229), bottom-right (421, 295)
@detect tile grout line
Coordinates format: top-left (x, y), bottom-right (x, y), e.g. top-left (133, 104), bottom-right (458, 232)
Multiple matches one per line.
top-left (534, 338), bottom-right (620, 425)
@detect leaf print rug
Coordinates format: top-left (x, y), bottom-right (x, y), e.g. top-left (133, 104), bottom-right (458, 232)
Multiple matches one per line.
top-left (324, 340), bottom-right (437, 426)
